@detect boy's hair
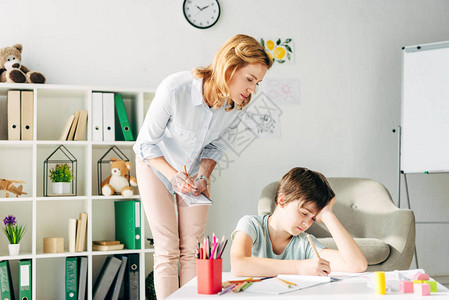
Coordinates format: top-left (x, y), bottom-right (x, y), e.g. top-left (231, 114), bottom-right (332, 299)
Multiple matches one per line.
top-left (274, 167), bottom-right (335, 211)
top-left (193, 34), bottom-right (273, 111)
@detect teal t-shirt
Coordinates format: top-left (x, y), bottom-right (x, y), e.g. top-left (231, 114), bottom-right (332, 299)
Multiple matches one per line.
top-left (231, 215), bottom-right (325, 260)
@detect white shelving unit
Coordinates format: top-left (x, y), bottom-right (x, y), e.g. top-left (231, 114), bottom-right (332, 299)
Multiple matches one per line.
top-left (0, 82), bottom-right (155, 299)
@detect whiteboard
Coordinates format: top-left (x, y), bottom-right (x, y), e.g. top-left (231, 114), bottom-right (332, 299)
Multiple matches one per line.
top-left (401, 41), bottom-right (449, 173)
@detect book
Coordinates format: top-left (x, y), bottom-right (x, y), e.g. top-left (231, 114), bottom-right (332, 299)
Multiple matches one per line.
top-left (68, 218), bottom-right (77, 252)
top-left (114, 200), bottom-right (141, 249)
top-left (107, 255), bottom-right (128, 300)
top-left (20, 90), bottom-right (34, 140)
top-left (75, 212), bottom-right (88, 252)
top-left (67, 110), bottom-right (80, 141)
top-left (93, 240), bottom-right (121, 245)
top-left (59, 114), bottom-right (75, 141)
top-left (19, 259), bottom-right (32, 300)
top-left (0, 260), bottom-right (15, 300)
top-left (124, 254), bottom-right (140, 300)
top-left (114, 94), bottom-right (134, 141)
top-left (65, 257), bottom-right (78, 299)
top-left (93, 256), bottom-right (122, 300)
top-left (92, 244), bottom-right (124, 251)
top-left (74, 110), bottom-right (88, 141)
top-left (77, 256), bottom-right (88, 300)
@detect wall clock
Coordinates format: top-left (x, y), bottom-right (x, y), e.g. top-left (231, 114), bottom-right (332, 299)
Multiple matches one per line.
top-left (183, 0), bottom-right (220, 29)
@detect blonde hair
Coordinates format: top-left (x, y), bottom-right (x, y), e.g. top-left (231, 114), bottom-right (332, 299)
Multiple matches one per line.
top-left (193, 34), bottom-right (273, 111)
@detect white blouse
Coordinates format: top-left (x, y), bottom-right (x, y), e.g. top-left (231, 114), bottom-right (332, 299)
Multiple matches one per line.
top-left (134, 71), bottom-right (245, 192)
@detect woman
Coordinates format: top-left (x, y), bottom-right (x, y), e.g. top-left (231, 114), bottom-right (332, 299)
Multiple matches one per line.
top-left (134, 34), bottom-right (273, 299)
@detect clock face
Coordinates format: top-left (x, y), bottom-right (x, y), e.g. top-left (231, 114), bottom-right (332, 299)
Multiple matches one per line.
top-left (183, 0), bottom-right (220, 29)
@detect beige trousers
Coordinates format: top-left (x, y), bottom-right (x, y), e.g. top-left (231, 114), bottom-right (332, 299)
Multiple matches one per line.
top-left (136, 158), bottom-right (209, 300)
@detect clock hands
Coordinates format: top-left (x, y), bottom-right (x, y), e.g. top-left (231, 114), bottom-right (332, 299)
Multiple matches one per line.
top-left (195, 5), bottom-right (210, 11)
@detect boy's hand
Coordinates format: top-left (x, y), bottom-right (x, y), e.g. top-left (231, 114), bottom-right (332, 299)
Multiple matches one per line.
top-left (297, 257), bottom-right (331, 276)
top-left (315, 197), bottom-right (336, 223)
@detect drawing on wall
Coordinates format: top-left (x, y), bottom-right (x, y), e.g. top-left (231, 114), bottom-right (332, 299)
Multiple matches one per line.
top-left (211, 92), bottom-right (283, 182)
top-left (264, 78), bottom-right (300, 105)
top-left (260, 38), bottom-right (294, 64)
top-left (243, 92), bottom-right (283, 139)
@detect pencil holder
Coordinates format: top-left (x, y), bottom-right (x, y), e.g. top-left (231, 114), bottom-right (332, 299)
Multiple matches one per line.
top-left (196, 258), bottom-right (222, 294)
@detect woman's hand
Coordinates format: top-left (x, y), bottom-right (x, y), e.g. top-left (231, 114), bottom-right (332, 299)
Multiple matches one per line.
top-left (170, 172), bottom-right (197, 194)
top-left (315, 197), bottom-right (336, 223)
top-left (193, 175), bottom-right (210, 198)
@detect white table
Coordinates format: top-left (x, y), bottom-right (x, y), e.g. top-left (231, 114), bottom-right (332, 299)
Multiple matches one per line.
top-left (167, 272), bottom-right (449, 299)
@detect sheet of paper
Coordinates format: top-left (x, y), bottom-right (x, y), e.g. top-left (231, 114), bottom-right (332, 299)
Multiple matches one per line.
top-left (244, 276), bottom-right (330, 295)
top-left (176, 192), bottom-right (212, 207)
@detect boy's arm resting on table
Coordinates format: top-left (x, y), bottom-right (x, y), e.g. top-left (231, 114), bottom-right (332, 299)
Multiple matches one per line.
top-left (317, 198), bottom-right (368, 273)
top-left (230, 231), bottom-right (330, 277)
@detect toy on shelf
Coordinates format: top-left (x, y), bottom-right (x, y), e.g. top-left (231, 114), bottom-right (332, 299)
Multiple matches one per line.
top-left (0, 44), bottom-right (46, 84)
top-left (101, 158), bottom-right (137, 197)
top-left (0, 178), bottom-right (27, 197)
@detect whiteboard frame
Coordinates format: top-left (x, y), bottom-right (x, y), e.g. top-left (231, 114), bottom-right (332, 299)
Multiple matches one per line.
top-left (400, 40), bottom-right (449, 174)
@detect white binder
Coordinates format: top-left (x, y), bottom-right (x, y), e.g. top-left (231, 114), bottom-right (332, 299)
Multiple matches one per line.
top-left (92, 92), bottom-right (103, 142)
top-left (102, 92), bottom-right (115, 142)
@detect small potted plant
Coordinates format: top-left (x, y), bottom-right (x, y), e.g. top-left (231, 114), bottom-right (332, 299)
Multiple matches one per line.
top-left (2, 215), bottom-right (27, 256)
top-left (49, 163), bottom-right (73, 195)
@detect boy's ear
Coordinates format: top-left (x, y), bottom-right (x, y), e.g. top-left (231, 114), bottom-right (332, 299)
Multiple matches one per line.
top-left (277, 193), bottom-right (286, 207)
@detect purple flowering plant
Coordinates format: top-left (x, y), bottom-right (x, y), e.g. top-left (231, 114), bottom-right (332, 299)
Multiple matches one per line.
top-left (2, 215), bottom-right (27, 244)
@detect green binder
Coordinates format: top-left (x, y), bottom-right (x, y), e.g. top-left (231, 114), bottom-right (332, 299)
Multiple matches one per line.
top-left (19, 259), bottom-right (32, 300)
top-left (0, 260), bottom-right (15, 300)
top-left (114, 94), bottom-right (134, 141)
top-left (114, 200), bottom-right (141, 249)
top-left (65, 257), bottom-right (78, 300)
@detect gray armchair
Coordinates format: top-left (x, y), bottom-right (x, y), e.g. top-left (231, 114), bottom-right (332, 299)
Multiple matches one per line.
top-left (258, 177), bottom-right (415, 271)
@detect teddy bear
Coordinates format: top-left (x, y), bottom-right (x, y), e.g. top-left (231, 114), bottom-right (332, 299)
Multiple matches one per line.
top-left (0, 44), bottom-right (46, 84)
top-left (101, 158), bottom-right (138, 198)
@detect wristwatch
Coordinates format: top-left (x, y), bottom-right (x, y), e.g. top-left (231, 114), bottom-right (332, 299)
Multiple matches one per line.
top-left (195, 175), bottom-right (210, 187)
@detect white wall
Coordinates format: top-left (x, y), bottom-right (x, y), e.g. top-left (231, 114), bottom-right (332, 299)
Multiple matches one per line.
top-left (2, 0), bottom-right (449, 275)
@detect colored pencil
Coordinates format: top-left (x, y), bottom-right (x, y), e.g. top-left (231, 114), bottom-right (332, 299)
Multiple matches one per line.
top-left (241, 281), bottom-right (252, 291)
top-left (218, 283), bottom-right (236, 295)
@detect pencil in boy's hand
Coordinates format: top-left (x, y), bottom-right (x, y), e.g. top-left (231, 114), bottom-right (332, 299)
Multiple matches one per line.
top-left (307, 234), bottom-right (321, 259)
top-left (183, 165), bottom-right (187, 175)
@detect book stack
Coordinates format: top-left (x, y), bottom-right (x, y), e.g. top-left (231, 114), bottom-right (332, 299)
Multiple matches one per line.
top-left (65, 256), bottom-right (88, 300)
top-left (92, 92), bottom-right (134, 142)
top-left (60, 110), bottom-right (88, 141)
top-left (92, 240), bottom-right (124, 251)
top-left (68, 212), bottom-right (88, 252)
top-left (93, 254), bottom-right (139, 300)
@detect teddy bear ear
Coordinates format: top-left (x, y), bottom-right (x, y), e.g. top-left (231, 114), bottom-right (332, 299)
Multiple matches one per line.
top-left (125, 162), bottom-right (131, 170)
top-left (110, 157), bottom-right (117, 162)
top-left (13, 44), bottom-right (23, 52)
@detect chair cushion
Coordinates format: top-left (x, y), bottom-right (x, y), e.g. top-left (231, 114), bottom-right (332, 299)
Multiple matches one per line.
top-left (317, 238), bottom-right (390, 265)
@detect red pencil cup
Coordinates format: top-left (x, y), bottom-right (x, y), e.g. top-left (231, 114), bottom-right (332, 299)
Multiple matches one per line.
top-left (196, 258), bottom-right (222, 294)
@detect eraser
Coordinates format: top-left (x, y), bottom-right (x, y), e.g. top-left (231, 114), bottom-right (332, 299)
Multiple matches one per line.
top-left (413, 272), bottom-right (430, 281)
top-left (424, 281), bottom-right (437, 293)
top-left (399, 281), bottom-right (414, 293)
top-left (414, 283), bottom-right (431, 296)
